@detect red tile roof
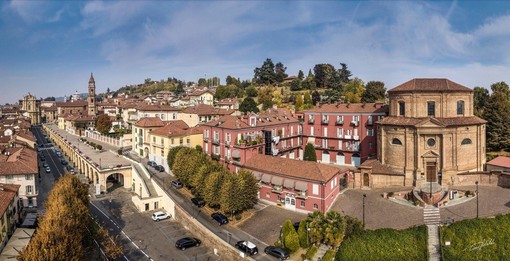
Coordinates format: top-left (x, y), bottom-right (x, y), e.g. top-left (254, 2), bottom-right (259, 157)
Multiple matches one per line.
top-left (135, 117), bottom-right (165, 127)
top-left (300, 103), bottom-right (388, 113)
top-left (389, 78), bottom-right (472, 93)
top-left (378, 116), bottom-right (486, 127)
top-left (243, 154), bottom-right (342, 182)
top-left (150, 120), bottom-right (202, 138)
top-left (203, 108), bottom-right (298, 129)
top-left (487, 156), bottom-right (510, 168)
top-left (181, 104), bottom-right (234, 116)
top-left (0, 147), bottom-right (38, 175)
top-left (0, 183), bottom-right (20, 216)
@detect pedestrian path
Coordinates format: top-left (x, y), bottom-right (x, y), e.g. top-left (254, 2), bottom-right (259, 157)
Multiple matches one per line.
top-left (424, 205), bottom-right (441, 225)
top-left (311, 244), bottom-right (330, 261)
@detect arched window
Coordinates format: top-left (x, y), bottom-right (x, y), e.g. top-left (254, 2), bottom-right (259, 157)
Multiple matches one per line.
top-left (457, 101), bottom-right (465, 115)
top-left (461, 138), bottom-right (472, 145)
top-left (392, 138), bottom-right (402, 145)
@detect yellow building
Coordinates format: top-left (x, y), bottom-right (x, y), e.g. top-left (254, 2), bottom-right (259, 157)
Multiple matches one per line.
top-left (148, 120), bottom-right (203, 172)
top-left (0, 184), bottom-right (21, 252)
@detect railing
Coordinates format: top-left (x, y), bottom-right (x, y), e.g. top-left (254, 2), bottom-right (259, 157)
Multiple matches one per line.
top-left (272, 186), bottom-right (283, 193)
top-left (296, 191), bottom-right (308, 199)
top-left (367, 121), bottom-right (373, 126)
top-left (344, 135), bottom-right (352, 139)
top-left (353, 135), bottom-right (359, 141)
top-left (308, 118), bottom-right (315, 124)
top-left (321, 119), bottom-right (329, 125)
top-left (224, 140), bottom-right (231, 146)
top-left (351, 121), bottom-right (359, 126)
top-left (211, 153), bottom-right (220, 161)
top-left (335, 120), bottom-right (344, 125)
top-left (211, 139), bottom-right (220, 145)
top-left (151, 142), bottom-right (164, 148)
top-left (203, 137), bottom-right (209, 142)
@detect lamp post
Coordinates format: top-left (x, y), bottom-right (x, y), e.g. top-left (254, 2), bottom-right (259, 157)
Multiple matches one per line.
top-left (362, 194), bottom-right (367, 227)
top-left (475, 181), bottom-right (479, 218)
top-left (306, 223), bottom-right (310, 246)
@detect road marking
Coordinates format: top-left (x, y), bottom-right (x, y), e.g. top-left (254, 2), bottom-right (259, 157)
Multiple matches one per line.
top-left (90, 201), bottom-right (153, 261)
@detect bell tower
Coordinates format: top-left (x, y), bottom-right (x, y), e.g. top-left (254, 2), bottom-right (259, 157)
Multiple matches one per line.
top-left (88, 73), bottom-right (97, 116)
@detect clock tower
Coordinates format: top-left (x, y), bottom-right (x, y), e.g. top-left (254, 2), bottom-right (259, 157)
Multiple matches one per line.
top-left (88, 73), bottom-right (97, 116)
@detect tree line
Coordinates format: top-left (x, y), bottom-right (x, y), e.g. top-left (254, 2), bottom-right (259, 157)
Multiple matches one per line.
top-left (167, 146), bottom-right (259, 215)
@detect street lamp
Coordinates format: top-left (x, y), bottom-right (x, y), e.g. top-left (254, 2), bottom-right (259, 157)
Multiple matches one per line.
top-left (306, 223), bottom-right (310, 246)
top-left (475, 181), bottom-right (479, 218)
top-left (362, 194), bottom-right (367, 227)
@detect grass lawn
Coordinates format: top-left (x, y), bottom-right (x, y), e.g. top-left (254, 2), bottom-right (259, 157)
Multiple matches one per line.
top-left (441, 214), bottom-right (510, 260)
top-left (336, 225), bottom-right (428, 261)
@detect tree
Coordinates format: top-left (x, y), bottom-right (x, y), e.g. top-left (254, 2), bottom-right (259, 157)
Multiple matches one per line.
top-left (473, 86), bottom-right (489, 117)
top-left (297, 70), bottom-right (304, 81)
top-left (198, 78), bottom-right (207, 86)
top-left (226, 75), bottom-right (241, 87)
top-left (236, 170), bottom-right (259, 211)
top-left (361, 81), bottom-right (386, 103)
top-left (295, 95), bottom-right (304, 111)
top-left (312, 91), bottom-right (321, 105)
top-left (106, 87), bottom-right (110, 93)
top-left (214, 85), bottom-right (242, 100)
top-left (483, 82), bottom-right (510, 151)
top-left (254, 58), bottom-right (277, 85)
top-left (306, 211), bottom-right (325, 245)
top-left (297, 219), bottom-right (310, 248)
top-left (273, 89), bottom-right (283, 107)
top-left (304, 143), bottom-right (317, 162)
top-left (239, 97), bottom-right (259, 114)
top-left (174, 82), bottom-right (185, 96)
top-left (167, 146), bottom-right (185, 170)
top-left (282, 220), bottom-right (300, 253)
top-left (343, 78), bottom-right (365, 103)
top-left (323, 89), bottom-right (342, 103)
top-left (220, 175), bottom-right (242, 214)
top-left (322, 211), bottom-right (345, 247)
top-left (245, 86), bottom-right (258, 97)
top-left (258, 87), bottom-right (274, 110)
top-left (290, 79), bottom-right (302, 91)
top-left (313, 64), bottom-right (336, 89)
top-left (337, 63), bottom-right (352, 84)
top-left (301, 70), bottom-right (316, 90)
top-left (275, 62), bottom-right (288, 83)
top-left (172, 148), bottom-right (207, 186)
top-left (204, 171), bottom-right (226, 208)
top-left (95, 114), bottom-right (112, 135)
top-left (304, 91), bottom-right (313, 107)
top-left (191, 161), bottom-right (223, 197)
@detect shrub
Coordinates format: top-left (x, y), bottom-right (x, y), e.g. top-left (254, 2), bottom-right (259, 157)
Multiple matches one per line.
top-left (284, 231), bottom-right (300, 253)
top-left (117, 149), bottom-right (123, 155)
top-left (298, 220), bottom-right (310, 248)
top-left (97, 145), bottom-right (102, 150)
top-left (322, 249), bottom-right (335, 261)
top-left (465, 190), bottom-right (472, 197)
top-left (303, 245), bottom-right (318, 260)
top-left (387, 192), bottom-right (394, 197)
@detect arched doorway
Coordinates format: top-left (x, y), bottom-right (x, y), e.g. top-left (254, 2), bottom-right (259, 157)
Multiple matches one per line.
top-left (363, 173), bottom-right (370, 187)
top-left (106, 173), bottom-right (125, 192)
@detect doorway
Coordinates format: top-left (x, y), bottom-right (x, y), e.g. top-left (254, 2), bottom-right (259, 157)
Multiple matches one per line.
top-left (426, 162), bottom-right (437, 182)
top-left (363, 173), bottom-right (370, 187)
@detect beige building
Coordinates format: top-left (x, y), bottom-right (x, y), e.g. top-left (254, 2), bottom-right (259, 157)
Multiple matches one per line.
top-left (19, 93), bottom-right (41, 125)
top-left (359, 79), bottom-right (486, 188)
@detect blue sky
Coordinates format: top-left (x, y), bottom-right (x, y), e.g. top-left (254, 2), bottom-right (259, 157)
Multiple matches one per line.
top-left (1, 1), bottom-right (510, 104)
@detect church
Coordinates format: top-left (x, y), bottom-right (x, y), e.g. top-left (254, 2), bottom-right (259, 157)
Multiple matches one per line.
top-left (357, 78), bottom-right (486, 188)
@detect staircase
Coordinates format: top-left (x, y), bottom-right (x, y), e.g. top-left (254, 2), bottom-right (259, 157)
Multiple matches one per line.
top-left (423, 205), bottom-right (440, 225)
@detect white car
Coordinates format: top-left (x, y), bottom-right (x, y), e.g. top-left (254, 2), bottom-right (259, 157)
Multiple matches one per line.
top-left (152, 211), bottom-right (170, 221)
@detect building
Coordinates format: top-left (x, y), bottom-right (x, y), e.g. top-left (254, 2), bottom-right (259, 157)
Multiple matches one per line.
top-left (486, 156), bottom-right (510, 172)
top-left (298, 103), bottom-right (387, 167)
top-left (56, 73), bottom-right (98, 130)
top-left (201, 108), bottom-right (302, 171)
top-left (19, 93), bottom-right (41, 125)
top-left (87, 73), bottom-right (97, 116)
top-left (179, 104), bottom-right (235, 127)
top-left (0, 147), bottom-right (38, 208)
top-left (147, 120), bottom-right (203, 172)
top-left (132, 117), bottom-right (165, 158)
top-left (0, 183), bottom-right (21, 252)
top-left (243, 154), bottom-right (347, 213)
top-left (360, 78), bottom-right (486, 188)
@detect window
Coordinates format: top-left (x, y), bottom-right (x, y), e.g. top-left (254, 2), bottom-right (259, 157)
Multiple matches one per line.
top-left (368, 142), bottom-right (373, 149)
top-left (186, 138), bottom-right (190, 144)
top-left (179, 138), bottom-right (183, 145)
top-left (313, 204), bottom-right (318, 209)
top-left (427, 101), bottom-right (435, 117)
top-left (266, 192), bottom-right (270, 198)
top-left (6, 175), bottom-right (13, 180)
top-left (461, 138), bottom-right (472, 145)
top-left (300, 201), bottom-right (305, 207)
top-left (367, 129), bottom-right (374, 136)
top-left (338, 141), bottom-right (342, 150)
top-left (171, 138), bottom-right (174, 145)
top-left (398, 101), bottom-right (405, 116)
top-left (337, 128), bottom-right (343, 138)
top-left (26, 185), bottom-right (33, 194)
top-left (25, 174), bottom-right (33, 180)
top-left (457, 101), bottom-right (465, 115)
top-left (392, 138), bottom-right (402, 145)
top-left (312, 184), bottom-right (319, 195)
top-left (160, 138), bottom-right (164, 145)
top-left (160, 149), bottom-right (164, 157)
top-left (427, 138), bottom-right (436, 147)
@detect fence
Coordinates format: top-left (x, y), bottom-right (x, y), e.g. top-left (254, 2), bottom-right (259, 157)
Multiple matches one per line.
top-left (84, 130), bottom-right (132, 148)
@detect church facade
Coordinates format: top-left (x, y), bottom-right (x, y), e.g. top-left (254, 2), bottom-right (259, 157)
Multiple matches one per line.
top-left (358, 79), bottom-right (486, 188)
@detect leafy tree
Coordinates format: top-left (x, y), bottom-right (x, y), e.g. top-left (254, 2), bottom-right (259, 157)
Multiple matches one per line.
top-left (344, 78), bottom-right (365, 103)
top-left (297, 70), bottom-right (304, 81)
top-left (304, 91), bottom-right (313, 107)
top-left (198, 78), bottom-right (207, 86)
top-left (214, 84), bottom-right (242, 100)
top-left (344, 215), bottom-right (364, 238)
top-left (106, 88), bottom-right (110, 93)
top-left (254, 58), bottom-right (277, 85)
top-left (191, 161), bottom-right (223, 197)
top-left (313, 64), bottom-right (336, 89)
top-left (273, 89), bottom-right (283, 107)
top-left (174, 82), bottom-right (185, 96)
top-left (245, 86), bottom-right (258, 97)
top-left (337, 63), bottom-right (352, 84)
top-left (306, 211), bottom-right (325, 245)
top-left (236, 170), bottom-right (259, 211)
top-left (295, 95), bottom-right (304, 111)
top-left (167, 146), bottom-right (185, 170)
top-left (298, 219), bottom-right (310, 248)
top-left (312, 91), bottom-right (321, 105)
top-left (220, 175), bottom-right (242, 214)
top-left (239, 97), bottom-right (259, 114)
top-left (323, 211), bottom-right (345, 247)
top-left (95, 114), bottom-right (112, 135)
top-left (226, 75), bottom-right (241, 87)
top-left (483, 82), bottom-right (510, 151)
top-left (172, 148), bottom-right (207, 186)
top-left (361, 81), bottom-right (386, 103)
top-left (290, 79), bottom-right (302, 91)
top-left (203, 171), bottom-right (226, 208)
top-left (304, 143), bottom-right (317, 162)
top-left (275, 62), bottom-right (288, 83)
top-left (195, 144), bottom-right (202, 152)
top-left (281, 220), bottom-right (300, 253)
top-left (473, 86), bottom-right (489, 117)
top-left (323, 89), bottom-right (342, 103)
top-left (301, 70), bottom-right (316, 90)
top-left (258, 87), bottom-right (274, 110)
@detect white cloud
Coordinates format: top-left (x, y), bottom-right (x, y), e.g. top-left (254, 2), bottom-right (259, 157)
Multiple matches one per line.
top-left (80, 1), bottom-right (145, 37)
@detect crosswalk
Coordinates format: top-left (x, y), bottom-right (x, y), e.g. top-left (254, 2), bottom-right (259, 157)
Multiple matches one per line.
top-left (423, 205), bottom-right (441, 225)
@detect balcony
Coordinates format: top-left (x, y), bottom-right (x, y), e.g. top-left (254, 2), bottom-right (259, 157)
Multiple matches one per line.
top-left (272, 185), bottom-right (283, 194)
top-left (211, 139), bottom-right (220, 145)
top-left (351, 121), bottom-right (359, 126)
top-left (224, 140), bottom-right (231, 147)
top-left (308, 118), bottom-right (315, 124)
top-left (224, 157), bottom-right (231, 163)
top-left (151, 142), bottom-right (164, 148)
top-left (367, 121), bottom-right (373, 126)
top-left (211, 153), bottom-right (220, 161)
top-left (203, 137), bottom-right (209, 142)
top-left (353, 135), bottom-right (359, 141)
top-left (344, 135), bottom-right (352, 139)
top-left (321, 119), bottom-right (329, 125)
top-left (335, 119), bottom-right (344, 125)
top-left (296, 191), bottom-right (308, 199)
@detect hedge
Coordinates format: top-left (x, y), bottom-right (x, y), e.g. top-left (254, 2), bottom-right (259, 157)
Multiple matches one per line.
top-left (302, 245), bottom-right (318, 260)
top-left (322, 249), bottom-right (335, 261)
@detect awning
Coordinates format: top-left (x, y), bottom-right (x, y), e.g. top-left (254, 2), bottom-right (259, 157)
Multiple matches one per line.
top-left (232, 150), bottom-right (241, 158)
top-left (261, 174), bottom-right (272, 183)
top-left (253, 172), bottom-right (262, 180)
top-left (283, 179), bottom-right (295, 189)
top-left (272, 177), bottom-right (283, 186)
top-left (296, 182), bottom-right (308, 191)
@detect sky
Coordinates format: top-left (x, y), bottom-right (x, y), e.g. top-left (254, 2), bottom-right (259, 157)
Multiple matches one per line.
top-left (1, 0), bottom-right (510, 104)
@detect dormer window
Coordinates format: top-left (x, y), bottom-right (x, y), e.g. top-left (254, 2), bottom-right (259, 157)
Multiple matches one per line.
top-left (250, 116), bottom-right (257, 126)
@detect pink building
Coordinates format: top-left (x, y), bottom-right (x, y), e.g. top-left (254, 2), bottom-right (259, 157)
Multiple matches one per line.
top-left (201, 108), bottom-right (303, 171)
top-left (243, 154), bottom-right (348, 213)
top-left (297, 103), bottom-right (388, 167)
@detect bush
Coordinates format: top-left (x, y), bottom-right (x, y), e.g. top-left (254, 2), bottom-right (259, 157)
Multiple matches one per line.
top-left (284, 231), bottom-right (300, 253)
top-left (303, 245), bottom-right (318, 260)
top-left (322, 249), bottom-right (335, 261)
top-left (298, 220), bottom-right (310, 248)
top-left (97, 144), bottom-right (102, 150)
top-left (465, 190), bottom-right (472, 197)
top-left (117, 149), bottom-right (123, 155)
top-left (387, 192), bottom-right (394, 197)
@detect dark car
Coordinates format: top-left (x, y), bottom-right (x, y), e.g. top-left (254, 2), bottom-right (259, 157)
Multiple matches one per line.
top-left (147, 161), bottom-right (157, 167)
top-left (42, 163), bottom-right (49, 168)
top-left (264, 246), bottom-right (290, 260)
top-left (211, 212), bottom-right (228, 225)
top-left (235, 240), bottom-right (258, 256)
top-left (40, 155), bottom-right (46, 161)
top-left (293, 221), bottom-right (300, 231)
top-left (60, 159), bottom-right (68, 165)
top-left (191, 198), bottom-right (205, 208)
top-left (171, 180), bottom-right (183, 189)
top-left (175, 237), bottom-right (201, 250)
top-left (154, 165), bottom-right (165, 172)
top-left (66, 165), bottom-right (75, 173)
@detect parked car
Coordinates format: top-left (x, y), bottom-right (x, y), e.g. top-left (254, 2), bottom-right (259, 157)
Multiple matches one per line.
top-left (191, 198), bottom-right (205, 208)
top-left (45, 167), bottom-right (51, 173)
top-left (154, 165), bottom-right (165, 172)
top-left (235, 240), bottom-right (258, 256)
top-left (151, 211), bottom-right (171, 221)
top-left (60, 159), bottom-right (68, 165)
top-left (171, 180), bottom-right (183, 189)
top-left (56, 151), bottom-right (62, 157)
top-left (175, 237), bottom-right (201, 250)
top-left (147, 161), bottom-right (157, 167)
top-left (264, 246), bottom-right (290, 260)
top-left (211, 212), bottom-right (228, 225)
top-left (66, 165), bottom-right (75, 173)
top-left (42, 163), bottom-right (49, 168)
top-left (40, 155), bottom-right (45, 161)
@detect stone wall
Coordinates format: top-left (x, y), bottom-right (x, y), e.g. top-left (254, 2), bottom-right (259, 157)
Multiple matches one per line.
top-left (455, 172), bottom-right (510, 188)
